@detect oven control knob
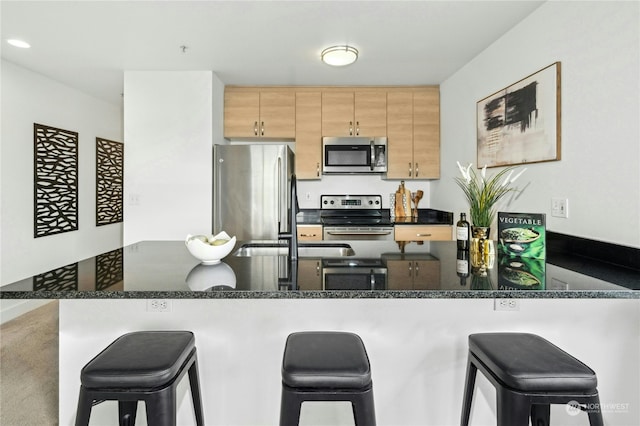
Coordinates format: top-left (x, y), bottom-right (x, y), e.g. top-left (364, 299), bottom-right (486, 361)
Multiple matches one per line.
top-left (368, 200), bottom-right (373, 205)
top-left (323, 200), bottom-right (328, 205)
top-left (375, 200), bottom-right (380, 205)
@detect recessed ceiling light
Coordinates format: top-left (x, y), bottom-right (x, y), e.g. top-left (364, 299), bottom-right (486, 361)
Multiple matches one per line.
top-left (7, 39), bottom-right (31, 49)
top-left (321, 45), bottom-right (358, 67)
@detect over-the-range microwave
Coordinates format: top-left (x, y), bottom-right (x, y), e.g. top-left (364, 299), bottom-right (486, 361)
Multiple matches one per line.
top-left (322, 136), bottom-right (387, 174)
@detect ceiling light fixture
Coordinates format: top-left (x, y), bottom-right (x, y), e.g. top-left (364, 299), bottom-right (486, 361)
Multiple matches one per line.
top-left (321, 45), bottom-right (358, 67)
top-left (7, 39), bottom-right (31, 49)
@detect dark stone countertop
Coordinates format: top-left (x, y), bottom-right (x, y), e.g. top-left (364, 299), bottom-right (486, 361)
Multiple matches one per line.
top-left (1, 240), bottom-right (638, 299)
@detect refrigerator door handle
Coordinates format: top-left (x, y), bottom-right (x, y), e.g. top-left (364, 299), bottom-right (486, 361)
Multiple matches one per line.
top-left (213, 154), bottom-right (223, 233)
top-left (277, 155), bottom-right (284, 233)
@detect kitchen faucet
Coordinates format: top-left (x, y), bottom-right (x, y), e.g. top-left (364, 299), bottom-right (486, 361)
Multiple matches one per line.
top-left (279, 174), bottom-right (299, 261)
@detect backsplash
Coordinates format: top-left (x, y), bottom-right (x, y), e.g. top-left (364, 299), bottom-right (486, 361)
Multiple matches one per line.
top-left (297, 175), bottom-right (430, 210)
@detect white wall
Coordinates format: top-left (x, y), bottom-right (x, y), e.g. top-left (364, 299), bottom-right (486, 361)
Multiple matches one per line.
top-left (59, 298), bottom-right (639, 425)
top-left (1, 60), bottom-right (123, 319)
top-left (123, 71), bottom-right (214, 244)
top-left (435, 1), bottom-right (640, 247)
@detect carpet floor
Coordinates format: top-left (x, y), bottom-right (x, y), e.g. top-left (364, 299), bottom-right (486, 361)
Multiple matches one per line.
top-left (1, 301), bottom-right (59, 425)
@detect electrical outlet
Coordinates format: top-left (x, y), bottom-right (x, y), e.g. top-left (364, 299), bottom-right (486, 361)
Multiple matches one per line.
top-left (551, 197), bottom-right (569, 218)
top-left (128, 193), bottom-right (140, 206)
top-left (494, 299), bottom-right (520, 311)
top-left (147, 299), bottom-right (171, 312)
top-left (305, 192), bottom-right (312, 201)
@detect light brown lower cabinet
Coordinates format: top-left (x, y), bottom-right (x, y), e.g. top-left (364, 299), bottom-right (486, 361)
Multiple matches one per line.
top-left (297, 225), bottom-right (323, 241)
top-left (297, 259), bottom-right (322, 290)
top-left (386, 258), bottom-right (441, 290)
top-left (394, 225), bottom-right (452, 241)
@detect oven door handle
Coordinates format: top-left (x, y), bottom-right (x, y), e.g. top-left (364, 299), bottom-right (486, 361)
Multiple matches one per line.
top-left (326, 230), bottom-right (392, 236)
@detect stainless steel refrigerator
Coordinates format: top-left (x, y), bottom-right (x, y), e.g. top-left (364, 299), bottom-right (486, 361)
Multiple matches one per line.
top-left (213, 144), bottom-right (294, 240)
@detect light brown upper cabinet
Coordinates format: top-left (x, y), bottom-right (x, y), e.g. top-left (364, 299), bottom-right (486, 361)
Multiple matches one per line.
top-left (295, 92), bottom-right (322, 180)
top-left (386, 88), bottom-right (440, 179)
top-left (224, 88), bottom-right (295, 139)
top-left (321, 91), bottom-right (387, 137)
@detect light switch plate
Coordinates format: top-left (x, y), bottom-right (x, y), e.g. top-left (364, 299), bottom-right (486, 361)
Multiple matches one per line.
top-left (551, 197), bottom-right (568, 218)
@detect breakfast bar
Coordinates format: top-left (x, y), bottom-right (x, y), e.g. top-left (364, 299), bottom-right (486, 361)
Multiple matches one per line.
top-left (2, 239), bottom-right (638, 425)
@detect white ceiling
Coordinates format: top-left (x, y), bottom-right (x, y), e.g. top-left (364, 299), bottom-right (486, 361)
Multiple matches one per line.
top-left (1, 1), bottom-right (544, 105)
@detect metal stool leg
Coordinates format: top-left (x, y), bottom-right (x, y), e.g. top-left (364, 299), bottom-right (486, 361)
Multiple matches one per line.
top-left (187, 356), bottom-right (205, 426)
top-left (496, 387), bottom-right (531, 426)
top-left (280, 386), bottom-right (303, 426)
top-left (74, 386), bottom-right (93, 426)
top-left (145, 385), bottom-right (176, 426)
top-left (586, 394), bottom-right (604, 426)
top-left (118, 400), bottom-right (138, 426)
top-left (352, 387), bottom-right (377, 426)
top-left (530, 404), bottom-right (550, 426)
top-left (460, 355), bottom-right (478, 426)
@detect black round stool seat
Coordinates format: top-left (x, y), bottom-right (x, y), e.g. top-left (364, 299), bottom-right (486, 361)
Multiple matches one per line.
top-left (280, 331), bottom-right (376, 426)
top-left (461, 332), bottom-right (604, 426)
top-left (75, 331), bottom-right (204, 426)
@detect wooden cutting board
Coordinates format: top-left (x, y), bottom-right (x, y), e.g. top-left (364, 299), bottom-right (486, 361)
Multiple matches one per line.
top-left (394, 182), bottom-right (412, 217)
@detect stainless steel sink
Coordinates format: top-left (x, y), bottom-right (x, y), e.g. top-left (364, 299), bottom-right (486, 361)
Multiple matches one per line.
top-left (233, 242), bottom-right (355, 257)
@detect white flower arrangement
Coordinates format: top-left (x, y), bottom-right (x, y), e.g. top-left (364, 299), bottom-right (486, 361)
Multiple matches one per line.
top-left (455, 161), bottom-right (526, 227)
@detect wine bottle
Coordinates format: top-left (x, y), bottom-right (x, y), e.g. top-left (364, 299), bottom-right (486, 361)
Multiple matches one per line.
top-left (456, 213), bottom-right (470, 250)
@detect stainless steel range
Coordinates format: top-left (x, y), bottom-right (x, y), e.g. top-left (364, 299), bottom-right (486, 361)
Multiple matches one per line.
top-left (320, 194), bottom-right (394, 241)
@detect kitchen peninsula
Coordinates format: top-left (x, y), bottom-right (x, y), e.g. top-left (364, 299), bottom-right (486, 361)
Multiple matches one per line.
top-left (2, 239), bottom-right (638, 298)
top-left (2, 238), bottom-right (639, 425)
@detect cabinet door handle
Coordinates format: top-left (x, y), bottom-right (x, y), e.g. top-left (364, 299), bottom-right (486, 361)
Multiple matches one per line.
top-left (415, 163), bottom-right (419, 177)
top-left (316, 162), bottom-right (320, 177)
top-left (326, 231), bottom-right (392, 236)
top-left (253, 121), bottom-right (258, 136)
top-left (408, 263), bottom-right (412, 276)
top-left (415, 263), bottom-right (420, 276)
top-left (408, 162), bottom-right (412, 177)
top-left (416, 233), bottom-right (432, 237)
top-left (299, 233), bottom-right (317, 237)
top-left (349, 121), bottom-right (353, 136)
top-left (261, 121), bottom-right (265, 136)
top-left (356, 121), bottom-right (360, 136)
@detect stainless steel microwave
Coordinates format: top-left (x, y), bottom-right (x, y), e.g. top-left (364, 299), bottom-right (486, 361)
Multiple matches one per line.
top-left (322, 136), bottom-right (387, 174)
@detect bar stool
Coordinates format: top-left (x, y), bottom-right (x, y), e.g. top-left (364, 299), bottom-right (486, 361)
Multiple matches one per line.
top-left (75, 331), bottom-right (204, 426)
top-left (280, 331), bottom-right (376, 426)
top-left (461, 332), bottom-right (603, 426)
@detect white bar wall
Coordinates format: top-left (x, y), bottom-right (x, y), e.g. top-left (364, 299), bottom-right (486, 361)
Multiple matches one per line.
top-left (59, 298), bottom-right (639, 425)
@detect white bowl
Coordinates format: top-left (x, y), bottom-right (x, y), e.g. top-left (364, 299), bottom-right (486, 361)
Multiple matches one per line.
top-left (185, 232), bottom-right (236, 265)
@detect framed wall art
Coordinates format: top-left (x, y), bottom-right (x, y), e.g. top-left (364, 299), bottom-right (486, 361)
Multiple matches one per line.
top-left (477, 62), bottom-right (561, 168)
top-left (34, 123), bottom-right (79, 237)
top-left (96, 137), bottom-right (124, 226)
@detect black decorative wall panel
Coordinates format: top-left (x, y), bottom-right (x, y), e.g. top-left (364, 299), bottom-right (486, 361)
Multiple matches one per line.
top-left (34, 123), bottom-right (78, 237)
top-left (34, 263), bottom-right (78, 291)
top-left (96, 137), bottom-right (124, 226)
top-left (95, 248), bottom-right (124, 290)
